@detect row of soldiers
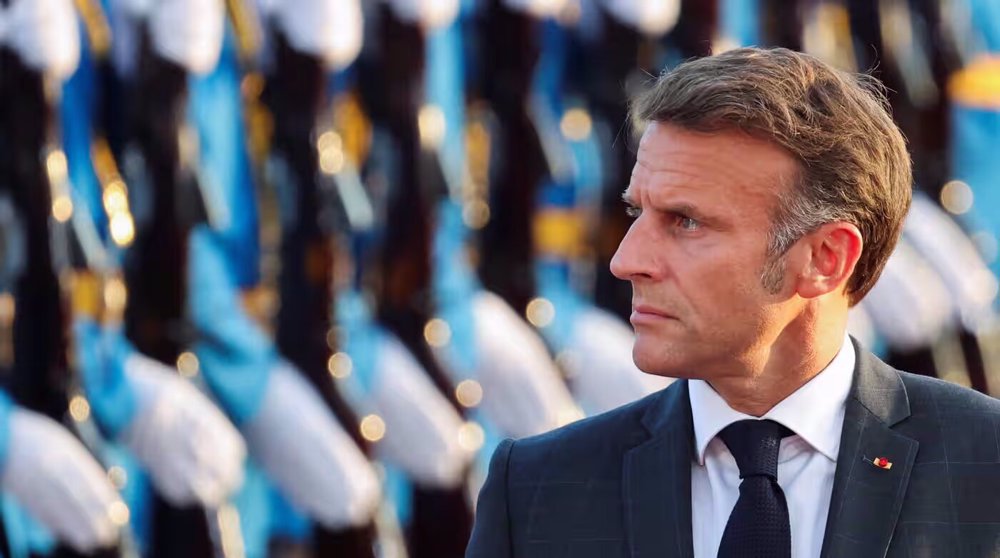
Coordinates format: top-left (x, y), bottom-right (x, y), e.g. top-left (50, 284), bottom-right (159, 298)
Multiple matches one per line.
top-left (0, 0), bottom-right (998, 557)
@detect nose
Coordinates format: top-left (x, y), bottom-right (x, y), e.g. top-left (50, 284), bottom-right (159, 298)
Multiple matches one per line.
top-left (610, 218), bottom-right (653, 281)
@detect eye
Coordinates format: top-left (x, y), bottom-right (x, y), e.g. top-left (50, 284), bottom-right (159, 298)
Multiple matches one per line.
top-left (676, 216), bottom-right (700, 232)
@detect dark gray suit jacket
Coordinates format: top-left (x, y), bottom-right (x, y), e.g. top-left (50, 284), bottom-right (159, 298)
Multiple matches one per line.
top-left (466, 340), bottom-right (1000, 557)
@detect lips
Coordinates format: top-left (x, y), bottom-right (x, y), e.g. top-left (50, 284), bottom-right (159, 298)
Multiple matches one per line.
top-left (630, 304), bottom-right (676, 323)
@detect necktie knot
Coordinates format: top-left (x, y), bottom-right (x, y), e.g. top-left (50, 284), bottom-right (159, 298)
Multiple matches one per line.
top-left (718, 419), bottom-right (793, 480)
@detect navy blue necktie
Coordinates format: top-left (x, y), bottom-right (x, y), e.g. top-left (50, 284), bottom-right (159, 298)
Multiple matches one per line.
top-left (717, 419), bottom-right (794, 558)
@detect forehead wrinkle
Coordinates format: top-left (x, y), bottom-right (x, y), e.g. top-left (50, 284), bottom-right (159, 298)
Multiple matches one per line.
top-left (640, 149), bottom-right (771, 196)
top-left (627, 157), bottom-right (712, 197)
top-left (630, 130), bottom-right (794, 230)
top-left (629, 157), bottom-right (722, 215)
top-left (638, 122), bottom-right (796, 193)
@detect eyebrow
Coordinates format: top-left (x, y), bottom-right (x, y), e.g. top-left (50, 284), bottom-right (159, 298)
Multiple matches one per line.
top-left (621, 191), bottom-right (711, 222)
top-left (665, 203), bottom-right (707, 220)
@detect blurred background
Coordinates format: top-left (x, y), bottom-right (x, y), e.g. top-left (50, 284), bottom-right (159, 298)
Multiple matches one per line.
top-left (0, 0), bottom-right (997, 557)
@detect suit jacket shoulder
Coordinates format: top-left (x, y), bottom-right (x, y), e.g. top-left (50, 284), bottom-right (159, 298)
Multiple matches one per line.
top-left (507, 387), bottom-right (665, 477)
top-left (897, 369), bottom-right (1000, 419)
top-left (890, 370), bottom-right (1000, 556)
top-left (891, 369), bottom-right (1000, 471)
top-left (467, 384), bottom-right (687, 558)
top-left (824, 345), bottom-right (1000, 558)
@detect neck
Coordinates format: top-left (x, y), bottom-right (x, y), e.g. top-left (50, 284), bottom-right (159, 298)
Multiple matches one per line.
top-left (708, 305), bottom-right (848, 417)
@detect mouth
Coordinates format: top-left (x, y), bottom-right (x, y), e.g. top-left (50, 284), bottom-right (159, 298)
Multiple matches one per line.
top-left (630, 304), bottom-right (676, 324)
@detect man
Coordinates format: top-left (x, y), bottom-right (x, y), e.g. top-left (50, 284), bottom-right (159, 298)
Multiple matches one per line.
top-left (466, 47), bottom-right (1000, 558)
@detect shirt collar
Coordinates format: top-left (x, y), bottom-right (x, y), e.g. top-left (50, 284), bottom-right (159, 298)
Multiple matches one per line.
top-left (688, 334), bottom-right (855, 465)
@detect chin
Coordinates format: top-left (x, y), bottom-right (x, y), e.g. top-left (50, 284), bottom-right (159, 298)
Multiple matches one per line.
top-left (632, 337), bottom-right (694, 379)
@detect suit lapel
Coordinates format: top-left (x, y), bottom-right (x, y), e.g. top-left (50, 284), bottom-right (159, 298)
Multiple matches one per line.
top-left (623, 381), bottom-right (694, 558)
top-left (820, 340), bottom-right (919, 558)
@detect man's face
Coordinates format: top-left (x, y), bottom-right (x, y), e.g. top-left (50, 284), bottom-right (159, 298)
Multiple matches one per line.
top-left (610, 123), bottom-right (801, 380)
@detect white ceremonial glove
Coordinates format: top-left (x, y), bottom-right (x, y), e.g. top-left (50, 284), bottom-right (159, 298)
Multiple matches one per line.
top-left (371, 334), bottom-right (473, 488)
top-left (148, 0), bottom-right (225, 74)
top-left (903, 195), bottom-right (999, 331)
top-left (562, 307), bottom-right (672, 414)
top-left (4, 0), bottom-right (80, 79)
top-left (1, 408), bottom-right (121, 553)
top-left (864, 241), bottom-right (953, 351)
top-left (472, 291), bottom-right (582, 438)
top-left (502, 0), bottom-right (568, 18)
top-left (118, 353), bottom-right (246, 508)
top-left (243, 361), bottom-right (380, 529)
top-left (274, 0), bottom-right (363, 68)
top-left (383, 0), bottom-right (459, 31)
top-left (600, 0), bottom-right (680, 36)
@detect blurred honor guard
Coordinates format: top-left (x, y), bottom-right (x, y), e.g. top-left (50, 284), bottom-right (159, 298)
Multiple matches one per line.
top-left (235, 1), bottom-right (386, 556)
top-left (253, 6), bottom-right (480, 555)
top-left (455, 0), bottom-right (583, 438)
top-left (0, 0), bottom-right (126, 555)
top-left (901, 194), bottom-right (1000, 393)
top-left (180, 1), bottom-right (386, 556)
top-left (420, 0), bottom-right (583, 450)
top-left (860, 238), bottom-right (960, 376)
top-left (352, 2), bottom-right (484, 555)
top-left (60, 3), bottom-right (251, 556)
top-left (95, 0), bottom-right (241, 555)
top-left (944, 0), bottom-right (1000, 393)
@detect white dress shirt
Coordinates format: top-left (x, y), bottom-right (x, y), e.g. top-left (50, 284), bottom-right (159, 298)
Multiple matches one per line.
top-left (689, 334), bottom-right (855, 558)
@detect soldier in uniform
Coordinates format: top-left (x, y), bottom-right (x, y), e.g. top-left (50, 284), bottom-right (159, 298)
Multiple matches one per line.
top-left (0, 0), bottom-right (125, 555)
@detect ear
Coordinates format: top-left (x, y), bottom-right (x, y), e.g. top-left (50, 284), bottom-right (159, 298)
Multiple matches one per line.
top-left (793, 222), bottom-right (863, 300)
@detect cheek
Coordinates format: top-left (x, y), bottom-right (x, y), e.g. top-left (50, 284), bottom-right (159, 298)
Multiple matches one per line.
top-left (681, 250), bottom-right (772, 320)
top-left (677, 245), bottom-right (749, 293)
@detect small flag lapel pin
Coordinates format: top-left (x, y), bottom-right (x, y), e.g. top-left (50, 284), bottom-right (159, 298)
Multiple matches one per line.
top-left (873, 457), bottom-right (892, 470)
